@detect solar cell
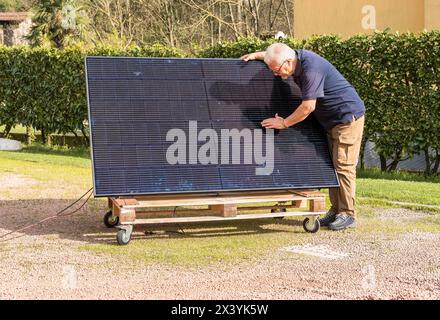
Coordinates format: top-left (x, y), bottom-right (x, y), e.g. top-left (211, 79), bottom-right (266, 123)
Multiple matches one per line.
top-left (86, 57), bottom-right (339, 197)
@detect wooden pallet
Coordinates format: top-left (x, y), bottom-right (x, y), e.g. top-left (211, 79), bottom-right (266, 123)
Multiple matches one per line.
top-left (105, 189), bottom-right (326, 245)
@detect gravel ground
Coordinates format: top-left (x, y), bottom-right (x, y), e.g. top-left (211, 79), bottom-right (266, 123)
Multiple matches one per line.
top-left (0, 184), bottom-right (439, 299)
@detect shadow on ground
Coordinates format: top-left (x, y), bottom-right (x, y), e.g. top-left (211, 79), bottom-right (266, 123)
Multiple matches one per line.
top-left (0, 198), bottom-right (307, 245)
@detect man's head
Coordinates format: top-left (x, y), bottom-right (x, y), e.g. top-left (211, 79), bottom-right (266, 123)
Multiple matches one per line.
top-left (264, 43), bottom-right (297, 79)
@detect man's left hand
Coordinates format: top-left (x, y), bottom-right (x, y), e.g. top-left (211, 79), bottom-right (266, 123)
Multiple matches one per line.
top-left (261, 113), bottom-right (288, 129)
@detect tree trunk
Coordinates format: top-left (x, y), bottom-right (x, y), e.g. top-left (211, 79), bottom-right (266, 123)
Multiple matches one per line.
top-left (3, 124), bottom-right (12, 137)
top-left (387, 150), bottom-right (402, 172)
top-left (41, 127), bottom-right (47, 145)
top-left (81, 127), bottom-right (90, 146)
top-left (379, 154), bottom-right (387, 172)
top-left (359, 136), bottom-right (368, 170)
top-left (424, 147), bottom-right (431, 175)
top-left (291, 0), bottom-right (295, 38)
top-left (228, 3), bottom-right (240, 40)
top-left (218, 4), bottom-right (222, 42)
top-left (283, 0), bottom-right (293, 36)
top-left (165, 2), bottom-right (175, 47)
top-left (237, 0), bottom-right (243, 36)
top-left (26, 126), bottom-right (35, 145)
top-left (71, 130), bottom-right (80, 143)
top-left (388, 158), bottom-right (399, 172)
top-left (433, 151), bottom-right (440, 174)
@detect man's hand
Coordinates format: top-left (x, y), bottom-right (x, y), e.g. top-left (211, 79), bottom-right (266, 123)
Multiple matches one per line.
top-left (240, 51), bottom-right (266, 62)
top-left (261, 113), bottom-right (288, 129)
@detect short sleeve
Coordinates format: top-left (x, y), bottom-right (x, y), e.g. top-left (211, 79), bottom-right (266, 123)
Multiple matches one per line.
top-left (300, 71), bottom-right (325, 100)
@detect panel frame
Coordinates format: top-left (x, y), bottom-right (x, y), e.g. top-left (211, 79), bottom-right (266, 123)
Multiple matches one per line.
top-left (85, 56), bottom-right (340, 197)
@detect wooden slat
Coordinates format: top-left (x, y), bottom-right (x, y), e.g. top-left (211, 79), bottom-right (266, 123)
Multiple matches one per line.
top-left (127, 204), bottom-right (307, 218)
top-left (238, 204), bottom-right (301, 211)
top-left (121, 211), bottom-right (325, 225)
top-left (136, 209), bottom-right (214, 216)
top-left (127, 204), bottom-right (305, 217)
top-left (113, 198), bottom-right (139, 206)
top-left (118, 192), bottom-right (322, 208)
top-left (292, 189), bottom-right (325, 198)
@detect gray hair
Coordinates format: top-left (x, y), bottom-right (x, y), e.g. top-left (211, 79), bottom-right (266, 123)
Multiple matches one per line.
top-left (264, 43), bottom-right (297, 66)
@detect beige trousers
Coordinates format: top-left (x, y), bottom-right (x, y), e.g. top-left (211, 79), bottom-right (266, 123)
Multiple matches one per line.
top-left (327, 116), bottom-right (365, 217)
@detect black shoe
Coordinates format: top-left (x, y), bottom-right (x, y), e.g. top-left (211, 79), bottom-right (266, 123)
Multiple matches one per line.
top-left (318, 209), bottom-right (337, 227)
top-left (329, 213), bottom-right (356, 231)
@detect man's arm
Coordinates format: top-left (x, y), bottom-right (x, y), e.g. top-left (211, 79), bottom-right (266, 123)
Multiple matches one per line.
top-left (261, 100), bottom-right (316, 129)
top-left (240, 51), bottom-right (266, 62)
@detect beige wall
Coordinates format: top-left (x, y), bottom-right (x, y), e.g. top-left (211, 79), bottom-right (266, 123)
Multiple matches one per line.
top-left (294, 0), bottom-right (440, 40)
top-left (425, 0), bottom-right (440, 30)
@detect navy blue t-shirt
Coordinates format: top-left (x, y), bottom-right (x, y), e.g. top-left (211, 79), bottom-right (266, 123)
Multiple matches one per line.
top-left (292, 49), bottom-right (365, 131)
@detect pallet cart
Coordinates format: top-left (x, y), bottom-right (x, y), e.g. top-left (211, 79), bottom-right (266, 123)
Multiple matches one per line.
top-left (104, 189), bottom-right (326, 245)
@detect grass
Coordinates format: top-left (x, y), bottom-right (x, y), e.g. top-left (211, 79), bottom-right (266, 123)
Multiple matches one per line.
top-left (356, 168), bottom-right (440, 209)
top-left (358, 168), bottom-right (439, 183)
top-left (78, 206), bottom-right (440, 267)
top-left (80, 221), bottom-right (310, 267)
top-left (1, 144), bottom-right (440, 266)
top-left (0, 144), bottom-right (92, 199)
top-left (0, 124), bottom-right (30, 134)
top-left (0, 125), bottom-right (84, 137)
top-left (427, 263), bottom-right (440, 273)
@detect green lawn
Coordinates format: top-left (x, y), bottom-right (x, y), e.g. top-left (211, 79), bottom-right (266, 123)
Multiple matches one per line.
top-left (0, 144), bottom-right (92, 199)
top-left (356, 169), bottom-right (440, 210)
top-left (0, 124), bottom-right (30, 134)
top-left (1, 144), bottom-right (439, 267)
top-left (1, 144), bottom-right (439, 206)
top-left (0, 125), bottom-right (84, 137)
top-left (0, 145), bottom-right (440, 211)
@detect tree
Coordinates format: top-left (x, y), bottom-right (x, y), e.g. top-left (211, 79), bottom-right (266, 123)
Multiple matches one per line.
top-left (0, 0), bottom-right (35, 12)
top-left (85, 0), bottom-right (294, 50)
top-left (26, 0), bottom-right (85, 49)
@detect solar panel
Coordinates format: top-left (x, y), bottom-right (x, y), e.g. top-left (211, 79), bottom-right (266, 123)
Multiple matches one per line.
top-left (86, 57), bottom-right (339, 197)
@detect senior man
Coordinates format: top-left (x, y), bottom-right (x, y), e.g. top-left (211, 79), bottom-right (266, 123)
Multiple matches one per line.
top-left (241, 43), bottom-right (365, 231)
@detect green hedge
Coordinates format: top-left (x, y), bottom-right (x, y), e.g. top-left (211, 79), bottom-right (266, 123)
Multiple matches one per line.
top-left (202, 32), bottom-right (440, 173)
top-left (1, 32), bottom-right (439, 173)
top-left (0, 44), bottom-right (185, 142)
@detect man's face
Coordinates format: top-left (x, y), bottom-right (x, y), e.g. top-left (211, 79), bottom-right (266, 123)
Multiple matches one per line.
top-left (268, 59), bottom-right (294, 80)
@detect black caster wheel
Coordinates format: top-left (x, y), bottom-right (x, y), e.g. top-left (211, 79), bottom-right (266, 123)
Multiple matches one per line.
top-left (104, 210), bottom-right (119, 228)
top-left (116, 228), bottom-right (132, 245)
top-left (303, 218), bottom-right (320, 233)
top-left (271, 208), bottom-right (286, 220)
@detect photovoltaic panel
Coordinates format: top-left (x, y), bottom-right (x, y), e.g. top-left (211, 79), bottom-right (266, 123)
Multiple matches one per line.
top-left (86, 57), bottom-right (339, 197)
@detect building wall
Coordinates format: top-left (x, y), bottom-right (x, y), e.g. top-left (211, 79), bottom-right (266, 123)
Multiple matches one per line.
top-left (12, 19), bottom-right (31, 45)
top-left (0, 19), bottom-right (31, 46)
top-left (294, 0), bottom-right (439, 40)
top-left (425, 0), bottom-right (440, 30)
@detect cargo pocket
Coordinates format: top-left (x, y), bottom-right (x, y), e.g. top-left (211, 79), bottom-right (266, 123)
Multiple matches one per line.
top-left (335, 123), bottom-right (358, 166)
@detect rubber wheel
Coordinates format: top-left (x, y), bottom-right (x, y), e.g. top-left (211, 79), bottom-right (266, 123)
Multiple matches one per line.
top-left (117, 229), bottom-right (131, 245)
top-left (104, 210), bottom-right (119, 228)
top-left (271, 208), bottom-right (286, 220)
top-left (303, 218), bottom-right (320, 233)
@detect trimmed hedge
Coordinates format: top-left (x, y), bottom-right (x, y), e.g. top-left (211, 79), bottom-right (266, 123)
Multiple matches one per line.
top-left (1, 32), bottom-right (439, 173)
top-left (0, 44), bottom-right (185, 142)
